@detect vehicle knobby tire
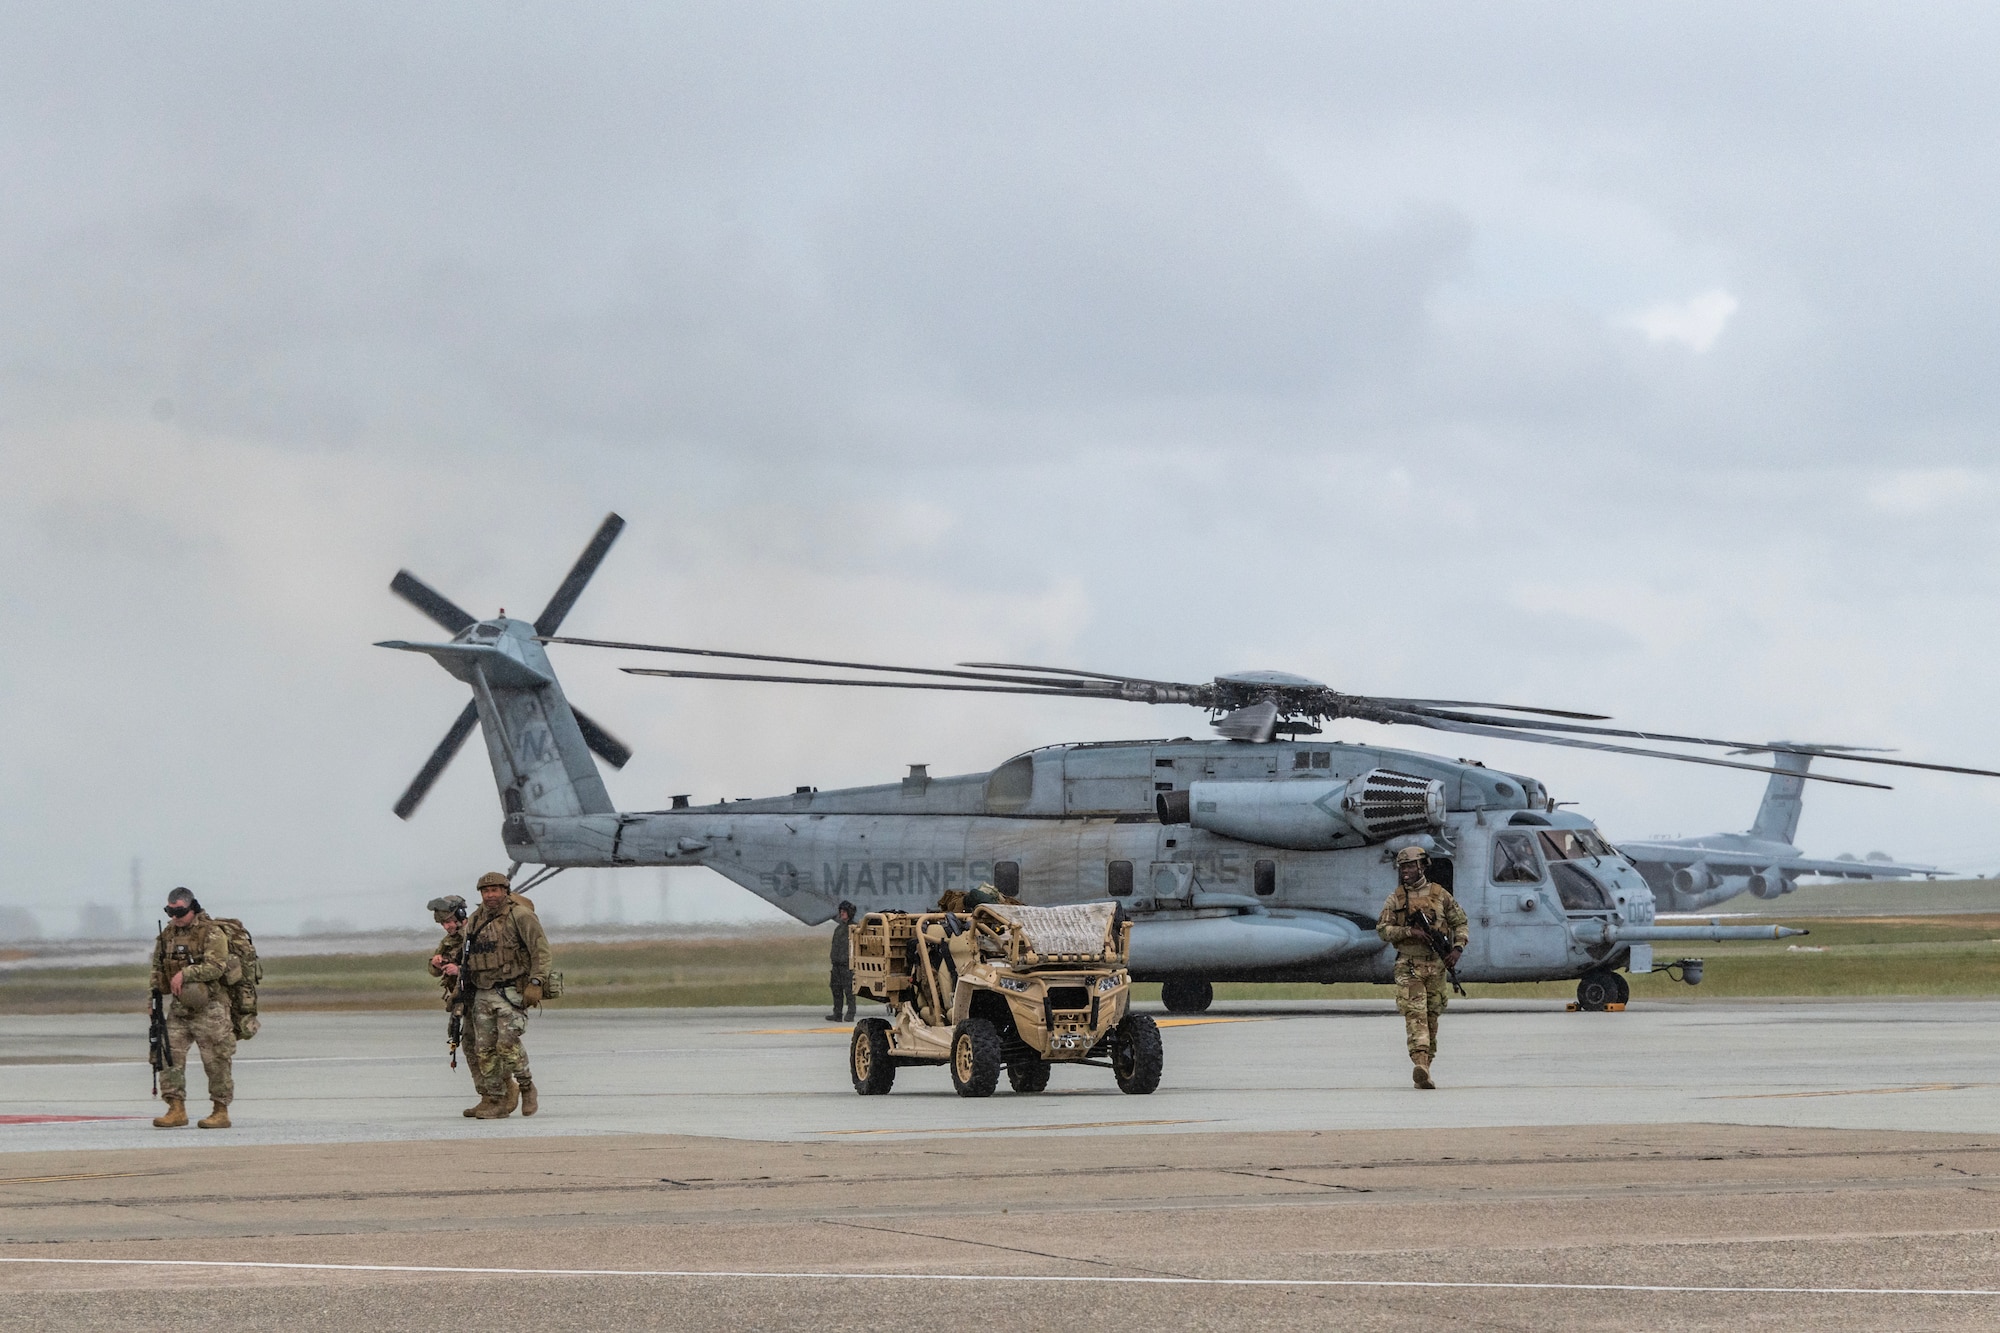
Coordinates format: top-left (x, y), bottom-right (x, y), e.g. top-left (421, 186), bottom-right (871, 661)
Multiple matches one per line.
top-left (1575, 972), bottom-right (1618, 1012)
top-left (1006, 1056), bottom-right (1051, 1094)
top-left (1112, 1013), bottom-right (1163, 1095)
top-left (851, 1017), bottom-right (896, 1095)
top-left (949, 1018), bottom-right (1003, 1098)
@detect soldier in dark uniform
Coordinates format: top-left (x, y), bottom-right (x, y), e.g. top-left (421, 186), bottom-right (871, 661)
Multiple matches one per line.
top-left (1376, 845), bottom-right (1469, 1090)
top-left (826, 900), bottom-right (857, 1023)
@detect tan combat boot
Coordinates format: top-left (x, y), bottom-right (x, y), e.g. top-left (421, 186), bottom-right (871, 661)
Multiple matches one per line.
top-left (499, 1077), bottom-right (520, 1116)
top-left (1411, 1052), bottom-right (1435, 1090)
top-left (469, 1094), bottom-right (510, 1119)
top-left (197, 1103), bottom-right (231, 1129)
top-left (152, 1099), bottom-right (188, 1129)
top-left (517, 1077), bottom-right (537, 1117)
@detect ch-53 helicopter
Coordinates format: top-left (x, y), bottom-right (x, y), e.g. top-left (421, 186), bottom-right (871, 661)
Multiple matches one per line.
top-left (379, 515), bottom-right (2000, 1012)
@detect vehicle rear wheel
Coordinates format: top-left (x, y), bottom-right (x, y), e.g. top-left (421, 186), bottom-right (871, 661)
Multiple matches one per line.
top-left (949, 1018), bottom-right (1002, 1098)
top-left (850, 1018), bottom-right (896, 1095)
top-left (1160, 979), bottom-right (1213, 1014)
top-left (1575, 971), bottom-right (1619, 1011)
top-left (1112, 1013), bottom-right (1163, 1095)
top-left (1006, 1057), bottom-right (1051, 1094)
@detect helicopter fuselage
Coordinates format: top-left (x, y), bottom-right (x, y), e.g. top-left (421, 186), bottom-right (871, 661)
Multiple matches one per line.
top-left (506, 734), bottom-right (1672, 985)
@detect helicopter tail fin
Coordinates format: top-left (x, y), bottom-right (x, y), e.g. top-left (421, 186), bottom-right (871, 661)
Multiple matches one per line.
top-left (380, 619), bottom-right (617, 822)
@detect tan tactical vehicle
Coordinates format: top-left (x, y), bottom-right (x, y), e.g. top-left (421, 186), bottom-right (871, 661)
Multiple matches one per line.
top-left (847, 901), bottom-right (1163, 1097)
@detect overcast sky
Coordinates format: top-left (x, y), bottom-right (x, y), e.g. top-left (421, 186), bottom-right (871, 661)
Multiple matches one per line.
top-left (7, 3), bottom-right (2000, 935)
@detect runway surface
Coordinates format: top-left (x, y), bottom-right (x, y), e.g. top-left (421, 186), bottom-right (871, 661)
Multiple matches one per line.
top-left (3, 1000), bottom-right (1996, 1330)
top-left (3, 998), bottom-right (1997, 1150)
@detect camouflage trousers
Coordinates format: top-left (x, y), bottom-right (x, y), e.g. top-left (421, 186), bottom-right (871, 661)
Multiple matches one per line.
top-left (829, 966), bottom-right (855, 1020)
top-left (1393, 958), bottom-right (1449, 1058)
top-left (469, 987), bottom-right (531, 1097)
top-left (161, 998), bottom-right (236, 1106)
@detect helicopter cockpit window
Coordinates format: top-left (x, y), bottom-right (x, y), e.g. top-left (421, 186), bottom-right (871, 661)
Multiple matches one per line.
top-left (1490, 832), bottom-right (1543, 883)
top-left (1550, 862), bottom-right (1612, 911)
top-left (1538, 829), bottom-right (1614, 862)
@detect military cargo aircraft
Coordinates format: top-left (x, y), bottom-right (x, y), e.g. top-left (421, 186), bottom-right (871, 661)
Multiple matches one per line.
top-left (379, 516), bottom-right (1998, 1012)
top-left (1618, 745), bottom-right (1940, 911)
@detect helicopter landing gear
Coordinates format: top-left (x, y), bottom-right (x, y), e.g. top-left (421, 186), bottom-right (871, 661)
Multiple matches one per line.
top-left (1575, 970), bottom-right (1625, 1011)
top-left (1160, 979), bottom-right (1213, 1014)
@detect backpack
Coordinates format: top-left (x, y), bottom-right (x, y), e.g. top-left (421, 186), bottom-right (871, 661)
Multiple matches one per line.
top-left (205, 918), bottom-right (263, 1040)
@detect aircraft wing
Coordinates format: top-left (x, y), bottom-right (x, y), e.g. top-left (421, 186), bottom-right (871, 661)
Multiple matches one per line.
top-left (1618, 842), bottom-right (1938, 880)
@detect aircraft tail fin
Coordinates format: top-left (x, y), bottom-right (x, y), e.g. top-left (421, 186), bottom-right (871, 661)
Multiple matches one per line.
top-left (1745, 748), bottom-right (1811, 844)
top-left (379, 513), bottom-right (633, 827)
top-left (380, 623), bottom-right (617, 824)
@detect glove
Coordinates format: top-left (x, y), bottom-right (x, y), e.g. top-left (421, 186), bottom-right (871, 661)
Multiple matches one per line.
top-left (523, 980), bottom-right (544, 1006)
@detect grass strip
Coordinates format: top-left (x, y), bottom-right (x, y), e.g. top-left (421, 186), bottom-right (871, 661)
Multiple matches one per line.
top-left (4, 917), bottom-right (1995, 1014)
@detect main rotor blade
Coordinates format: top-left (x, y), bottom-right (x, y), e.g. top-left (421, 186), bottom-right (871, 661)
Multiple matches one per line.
top-left (624, 667), bottom-right (1125, 698)
top-left (534, 513), bottom-right (626, 638)
top-left (957, 661), bottom-right (1199, 690)
top-left (1383, 710), bottom-right (1892, 789)
top-left (394, 701), bottom-right (480, 819)
top-left (572, 706), bottom-right (633, 770)
top-left (1394, 706), bottom-right (2000, 779)
top-left (1374, 697), bottom-right (1612, 721)
top-left (390, 570), bottom-right (476, 636)
top-left (548, 637), bottom-right (1110, 690)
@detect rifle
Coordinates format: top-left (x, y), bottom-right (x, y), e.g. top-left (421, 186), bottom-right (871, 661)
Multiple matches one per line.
top-left (148, 988), bottom-right (172, 1095)
top-left (1410, 908), bottom-right (1468, 997)
top-left (445, 929), bottom-right (472, 1068)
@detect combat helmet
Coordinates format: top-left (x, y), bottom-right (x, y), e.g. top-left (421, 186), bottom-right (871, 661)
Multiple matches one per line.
top-left (427, 894), bottom-right (468, 922)
top-left (1393, 845), bottom-right (1429, 867)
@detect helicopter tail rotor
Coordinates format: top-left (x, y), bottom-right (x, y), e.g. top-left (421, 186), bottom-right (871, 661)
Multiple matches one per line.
top-left (381, 513), bottom-right (633, 820)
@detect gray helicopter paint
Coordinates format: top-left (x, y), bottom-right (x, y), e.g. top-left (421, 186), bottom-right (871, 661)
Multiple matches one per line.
top-left (1618, 749), bottom-right (1939, 911)
top-left (385, 615), bottom-right (1797, 988)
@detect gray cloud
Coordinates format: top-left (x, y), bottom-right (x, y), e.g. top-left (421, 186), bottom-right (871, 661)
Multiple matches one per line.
top-left (7, 3), bottom-right (2000, 931)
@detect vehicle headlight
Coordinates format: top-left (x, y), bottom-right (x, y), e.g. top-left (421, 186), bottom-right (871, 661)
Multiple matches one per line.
top-left (997, 977), bottom-right (1028, 993)
top-left (1096, 974), bottom-right (1122, 993)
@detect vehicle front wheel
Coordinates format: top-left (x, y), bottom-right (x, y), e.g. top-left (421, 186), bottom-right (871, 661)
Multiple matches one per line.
top-left (1160, 979), bottom-right (1213, 1014)
top-left (1575, 971), bottom-right (1619, 1012)
top-left (950, 1018), bottom-right (1002, 1098)
top-left (1007, 1057), bottom-right (1051, 1094)
top-left (850, 1018), bottom-right (896, 1095)
top-left (1112, 1013), bottom-right (1163, 1095)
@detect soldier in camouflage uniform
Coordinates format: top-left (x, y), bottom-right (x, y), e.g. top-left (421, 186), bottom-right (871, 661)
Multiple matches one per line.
top-left (459, 871), bottom-right (553, 1119)
top-left (1376, 846), bottom-right (1469, 1090)
top-left (428, 894), bottom-right (519, 1117)
top-left (149, 887), bottom-right (237, 1129)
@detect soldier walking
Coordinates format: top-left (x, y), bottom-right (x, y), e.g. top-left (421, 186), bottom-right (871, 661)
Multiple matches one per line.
top-left (150, 887), bottom-right (237, 1129)
top-left (428, 894), bottom-right (519, 1117)
top-left (459, 872), bottom-right (552, 1119)
top-left (826, 900), bottom-right (857, 1023)
top-left (1376, 846), bottom-right (1469, 1090)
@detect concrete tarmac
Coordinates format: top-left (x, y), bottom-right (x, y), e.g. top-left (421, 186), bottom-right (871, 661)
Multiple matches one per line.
top-left (3, 999), bottom-right (1998, 1330)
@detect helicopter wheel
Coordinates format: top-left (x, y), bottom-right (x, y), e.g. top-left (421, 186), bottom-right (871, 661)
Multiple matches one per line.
top-left (1161, 979), bottom-right (1213, 1014)
top-left (1575, 971), bottom-right (1620, 1012)
top-left (1611, 972), bottom-right (1631, 1005)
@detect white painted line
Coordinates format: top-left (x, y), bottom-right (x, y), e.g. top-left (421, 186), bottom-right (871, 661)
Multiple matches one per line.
top-left (0, 1257), bottom-right (1993, 1297)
